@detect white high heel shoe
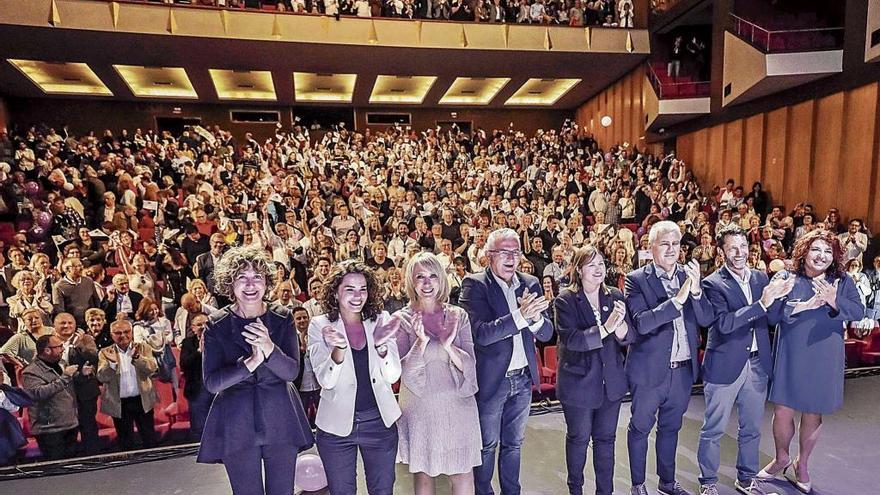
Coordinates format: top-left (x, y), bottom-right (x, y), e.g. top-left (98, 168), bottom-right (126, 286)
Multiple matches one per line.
top-left (784, 460), bottom-right (812, 493)
top-left (756, 458), bottom-right (792, 481)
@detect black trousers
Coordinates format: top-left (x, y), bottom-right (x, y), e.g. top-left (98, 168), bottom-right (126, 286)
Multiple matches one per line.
top-left (223, 443), bottom-right (298, 495)
top-left (35, 428), bottom-right (78, 460)
top-left (77, 397), bottom-right (101, 455)
top-left (113, 396), bottom-right (157, 450)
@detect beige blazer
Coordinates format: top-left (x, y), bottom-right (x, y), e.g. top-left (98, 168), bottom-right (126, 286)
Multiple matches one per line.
top-left (96, 342), bottom-right (159, 418)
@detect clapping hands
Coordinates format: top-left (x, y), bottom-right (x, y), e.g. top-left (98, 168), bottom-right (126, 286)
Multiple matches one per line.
top-left (812, 278), bottom-right (839, 310)
top-left (373, 312), bottom-right (404, 348)
top-left (760, 275), bottom-right (796, 307)
top-left (242, 319), bottom-right (275, 358)
top-left (602, 301), bottom-right (627, 336)
top-left (518, 289), bottom-right (549, 323)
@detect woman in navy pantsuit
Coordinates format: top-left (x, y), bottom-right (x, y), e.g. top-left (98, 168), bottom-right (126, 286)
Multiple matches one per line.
top-left (554, 245), bottom-right (635, 495)
top-left (198, 245), bottom-right (314, 495)
top-left (759, 230), bottom-right (865, 493)
top-left (309, 261), bottom-right (403, 495)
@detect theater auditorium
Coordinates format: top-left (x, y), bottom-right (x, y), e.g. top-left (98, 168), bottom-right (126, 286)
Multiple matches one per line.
top-left (1, 0), bottom-right (879, 494)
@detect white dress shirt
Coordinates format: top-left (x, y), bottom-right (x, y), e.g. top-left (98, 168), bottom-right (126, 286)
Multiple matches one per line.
top-left (723, 266), bottom-right (759, 352)
top-left (657, 266), bottom-right (692, 363)
top-left (491, 272), bottom-right (545, 373)
top-left (115, 345), bottom-right (140, 399)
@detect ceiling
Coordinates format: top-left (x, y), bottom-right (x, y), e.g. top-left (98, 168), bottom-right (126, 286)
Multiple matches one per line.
top-left (0, 23), bottom-right (648, 110)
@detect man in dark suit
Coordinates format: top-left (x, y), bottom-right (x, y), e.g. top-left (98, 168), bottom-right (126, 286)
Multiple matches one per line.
top-left (101, 274), bottom-right (144, 326)
top-left (696, 225), bottom-right (793, 495)
top-left (624, 221), bottom-right (714, 495)
top-left (460, 228), bottom-right (553, 495)
top-left (194, 233), bottom-right (227, 298)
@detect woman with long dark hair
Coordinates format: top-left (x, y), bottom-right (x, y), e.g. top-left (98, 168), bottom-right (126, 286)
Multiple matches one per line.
top-left (309, 260), bottom-right (403, 494)
top-left (757, 230), bottom-right (864, 492)
top-left (197, 245), bottom-right (313, 495)
top-left (553, 245), bottom-right (634, 495)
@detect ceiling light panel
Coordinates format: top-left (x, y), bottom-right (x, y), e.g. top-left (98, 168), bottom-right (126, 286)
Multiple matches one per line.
top-left (8, 59), bottom-right (112, 96)
top-left (369, 75), bottom-right (437, 104)
top-left (438, 77), bottom-right (510, 105)
top-left (293, 72), bottom-right (357, 103)
top-left (113, 65), bottom-right (198, 98)
top-left (209, 69), bottom-right (277, 101)
top-left (505, 78), bottom-right (580, 106)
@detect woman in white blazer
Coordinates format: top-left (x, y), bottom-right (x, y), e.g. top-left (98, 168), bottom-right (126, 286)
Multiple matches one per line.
top-left (308, 260), bottom-right (404, 494)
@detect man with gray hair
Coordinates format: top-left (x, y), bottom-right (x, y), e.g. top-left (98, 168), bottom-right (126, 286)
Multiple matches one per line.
top-left (624, 220), bottom-right (715, 495)
top-left (460, 228), bottom-right (554, 495)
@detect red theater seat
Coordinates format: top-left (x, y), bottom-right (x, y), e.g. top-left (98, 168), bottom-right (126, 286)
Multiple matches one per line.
top-left (542, 346), bottom-right (557, 385)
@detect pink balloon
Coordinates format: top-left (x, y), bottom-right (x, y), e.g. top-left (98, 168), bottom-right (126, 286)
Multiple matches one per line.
top-left (37, 211), bottom-right (52, 229)
top-left (25, 181), bottom-right (40, 196)
top-left (295, 453), bottom-right (328, 492)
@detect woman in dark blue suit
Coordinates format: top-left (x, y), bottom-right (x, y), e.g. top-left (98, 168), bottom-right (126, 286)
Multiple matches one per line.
top-left (554, 245), bottom-right (635, 495)
top-left (197, 245), bottom-right (314, 495)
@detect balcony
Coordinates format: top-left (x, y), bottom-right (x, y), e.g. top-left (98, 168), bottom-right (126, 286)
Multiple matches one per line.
top-left (0, 0), bottom-right (650, 108)
top-left (722, 13), bottom-right (843, 107)
top-left (643, 61), bottom-right (710, 132)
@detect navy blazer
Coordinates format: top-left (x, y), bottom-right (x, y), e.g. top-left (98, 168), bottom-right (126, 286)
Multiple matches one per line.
top-left (197, 304), bottom-right (313, 464)
top-left (701, 267), bottom-right (784, 385)
top-left (624, 263), bottom-right (715, 387)
top-left (553, 286), bottom-right (635, 409)
top-left (459, 268), bottom-right (554, 404)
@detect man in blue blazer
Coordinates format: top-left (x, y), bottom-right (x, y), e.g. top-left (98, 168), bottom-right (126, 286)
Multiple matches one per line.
top-left (696, 225), bottom-right (793, 495)
top-left (460, 228), bottom-right (554, 495)
top-left (625, 221), bottom-right (714, 495)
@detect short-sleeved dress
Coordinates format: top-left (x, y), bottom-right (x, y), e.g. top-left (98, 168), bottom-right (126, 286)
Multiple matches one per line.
top-left (769, 274), bottom-right (865, 414)
top-left (394, 305), bottom-right (482, 477)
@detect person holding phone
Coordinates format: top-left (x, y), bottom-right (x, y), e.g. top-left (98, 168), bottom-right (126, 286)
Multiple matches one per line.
top-left (23, 334), bottom-right (92, 460)
top-left (197, 245), bottom-right (313, 495)
top-left (53, 312), bottom-right (102, 455)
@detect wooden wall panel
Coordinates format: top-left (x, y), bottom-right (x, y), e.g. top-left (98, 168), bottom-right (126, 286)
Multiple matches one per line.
top-left (785, 100), bottom-right (814, 209)
top-left (723, 120), bottom-right (744, 186)
top-left (811, 92), bottom-right (845, 214)
top-left (742, 114), bottom-right (765, 189)
top-left (762, 108), bottom-right (786, 203)
top-left (575, 66), bottom-right (653, 152)
top-left (840, 84), bottom-right (878, 222)
top-left (708, 125), bottom-right (726, 188)
top-left (675, 81), bottom-right (880, 233)
top-left (692, 128), bottom-right (709, 188)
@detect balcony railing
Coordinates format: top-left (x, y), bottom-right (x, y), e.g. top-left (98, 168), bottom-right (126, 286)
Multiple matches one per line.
top-left (646, 62), bottom-right (710, 99)
top-left (94, 0), bottom-right (640, 30)
top-left (729, 13), bottom-right (844, 53)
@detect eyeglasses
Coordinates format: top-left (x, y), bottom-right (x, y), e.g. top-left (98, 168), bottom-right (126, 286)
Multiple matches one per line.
top-left (490, 249), bottom-right (522, 259)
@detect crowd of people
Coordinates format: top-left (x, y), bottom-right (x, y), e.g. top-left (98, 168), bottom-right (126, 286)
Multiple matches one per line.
top-left (0, 116), bottom-right (876, 494)
top-left (140, 0), bottom-right (637, 26)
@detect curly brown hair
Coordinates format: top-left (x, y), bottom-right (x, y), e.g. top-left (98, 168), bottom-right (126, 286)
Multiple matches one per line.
top-left (320, 260), bottom-right (384, 322)
top-left (790, 229), bottom-right (845, 279)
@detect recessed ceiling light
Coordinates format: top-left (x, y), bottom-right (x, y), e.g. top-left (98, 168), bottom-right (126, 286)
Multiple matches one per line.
top-left (8, 59), bottom-right (113, 96)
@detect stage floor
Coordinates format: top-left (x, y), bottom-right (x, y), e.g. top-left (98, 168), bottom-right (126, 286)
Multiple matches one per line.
top-left (3, 375), bottom-right (878, 495)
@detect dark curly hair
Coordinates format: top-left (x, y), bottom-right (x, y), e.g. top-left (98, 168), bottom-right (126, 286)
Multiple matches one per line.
top-left (320, 260), bottom-right (384, 322)
top-left (790, 229), bottom-right (845, 279)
